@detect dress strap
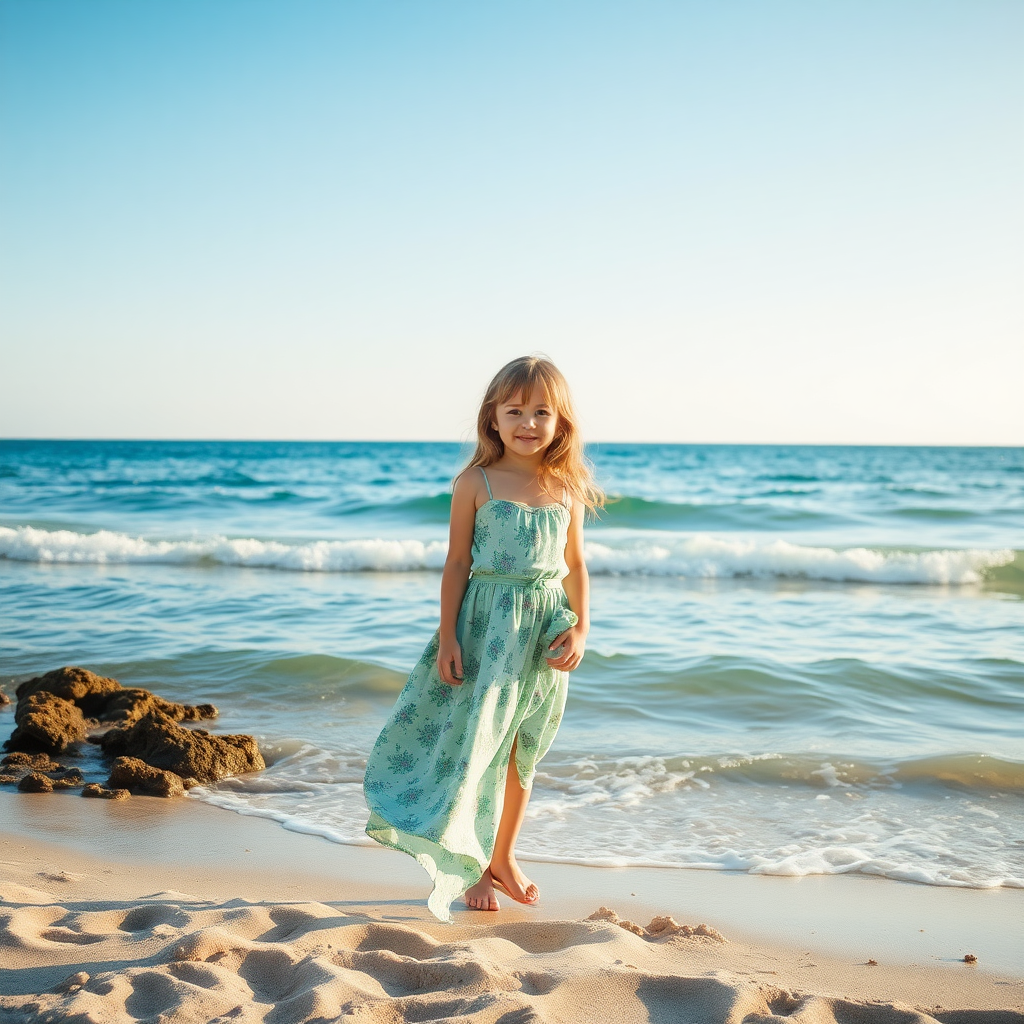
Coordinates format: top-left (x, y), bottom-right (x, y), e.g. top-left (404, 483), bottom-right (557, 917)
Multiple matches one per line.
top-left (479, 467), bottom-right (493, 500)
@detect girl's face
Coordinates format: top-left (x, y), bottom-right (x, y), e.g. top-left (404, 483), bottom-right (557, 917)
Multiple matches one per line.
top-left (492, 387), bottom-right (559, 458)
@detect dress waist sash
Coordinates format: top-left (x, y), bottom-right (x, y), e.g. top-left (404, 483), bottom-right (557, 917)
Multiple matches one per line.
top-left (468, 572), bottom-right (564, 589)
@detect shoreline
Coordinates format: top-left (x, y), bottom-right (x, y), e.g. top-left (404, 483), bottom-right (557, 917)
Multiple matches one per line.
top-left (1, 790), bottom-right (1022, 1019)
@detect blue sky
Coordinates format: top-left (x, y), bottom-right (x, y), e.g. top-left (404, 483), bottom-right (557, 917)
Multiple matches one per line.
top-left (1, 0), bottom-right (1021, 443)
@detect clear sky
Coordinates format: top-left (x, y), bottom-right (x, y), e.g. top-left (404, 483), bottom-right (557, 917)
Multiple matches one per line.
top-left (1, 0), bottom-right (1021, 444)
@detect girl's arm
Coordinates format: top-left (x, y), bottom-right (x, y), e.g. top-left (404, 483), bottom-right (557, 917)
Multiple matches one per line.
top-left (437, 471), bottom-right (478, 685)
top-left (547, 499), bottom-right (589, 672)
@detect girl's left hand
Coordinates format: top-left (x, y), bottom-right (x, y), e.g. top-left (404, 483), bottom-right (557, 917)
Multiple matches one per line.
top-left (546, 624), bottom-right (586, 672)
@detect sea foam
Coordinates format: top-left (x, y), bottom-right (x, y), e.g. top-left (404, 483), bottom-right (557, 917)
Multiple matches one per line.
top-left (0, 526), bottom-right (448, 572)
top-left (185, 746), bottom-right (1024, 890)
top-left (0, 526), bottom-right (1013, 584)
top-left (583, 535), bottom-right (1014, 584)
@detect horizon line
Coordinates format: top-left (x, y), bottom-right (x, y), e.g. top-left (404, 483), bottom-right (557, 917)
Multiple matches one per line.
top-left (2, 437), bottom-right (1022, 449)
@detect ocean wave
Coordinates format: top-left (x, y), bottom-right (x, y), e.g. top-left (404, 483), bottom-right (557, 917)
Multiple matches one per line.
top-left (332, 492), bottom-right (831, 529)
top-left (518, 752), bottom-right (1024, 887)
top-left (0, 526), bottom-right (448, 572)
top-left (333, 492), bottom-right (453, 522)
top-left (186, 746), bottom-right (1024, 889)
top-left (513, 846), bottom-right (1024, 888)
top-left (583, 536), bottom-right (1016, 584)
top-left (537, 751), bottom-right (1024, 799)
top-left (0, 525), bottom-right (1015, 584)
top-left (598, 495), bottom-right (836, 529)
top-left (569, 653), bottom-right (1024, 739)
top-left (75, 649), bottom-right (1024, 744)
top-left (89, 651), bottom-right (411, 713)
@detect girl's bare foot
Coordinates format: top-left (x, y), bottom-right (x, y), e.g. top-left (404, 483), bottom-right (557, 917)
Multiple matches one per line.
top-left (489, 856), bottom-right (539, 904)
top-left (464, 868), bottom-right (500, 911)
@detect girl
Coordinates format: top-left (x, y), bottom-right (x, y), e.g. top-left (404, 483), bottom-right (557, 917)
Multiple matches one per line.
top-left (363, 355), bottom-right (602, 922)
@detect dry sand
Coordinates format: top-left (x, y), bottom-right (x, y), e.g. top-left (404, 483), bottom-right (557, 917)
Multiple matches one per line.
top-left (1, 792), bottom-right (1022, 1023)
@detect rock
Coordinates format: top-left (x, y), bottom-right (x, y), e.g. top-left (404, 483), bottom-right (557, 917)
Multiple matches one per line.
top-left (100, 711), bottom-right (264, 783)
top-left (82, 783), bottom-right (130, 801)
top-left (6, 693), bottom-right (89, 753)
top-left (16, 667), bottom-right (121, 715)
top-left (48, 768), bottom-right (85, 789)
top-left (0, 688), bottom-right (10, 706)
top-left (99, 688), bottom-right (217, 727)
top-left (15, 666), bottom-right (218, 725)
top-left (1, 751), bottom-right (65, 772)
top-left (0, 750), bottom-right (81, 789)
top-left (9, 669), bottom-right (249, 800)
top-left (106, 756), bottom-right (186, 798)
top-left (18, 772), bottom-right (54, 793)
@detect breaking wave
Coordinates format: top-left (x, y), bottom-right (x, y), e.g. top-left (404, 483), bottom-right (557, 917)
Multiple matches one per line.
top-left (583, 536), bottom-right (1016, 584)
top-left (0, 525), bottom-right (1016, 584)
top-left (0, 526), bottom-right (449, 573)
top-left (188, 747), bottom-right (1024, 889)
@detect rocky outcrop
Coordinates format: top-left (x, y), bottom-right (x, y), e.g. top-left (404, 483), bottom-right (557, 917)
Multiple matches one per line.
top-left (49, 768), bottom-right (85, 789)
top-left (100, 711), bottom-right (264, 783)
top-left (5, 667), bottom-right (261, 799)
top-left (1, 752), bottom-right (65, 773)
top-left (8, 693), bottom-right (89, 753)
top-left (0, 753), bottom-right (85, 793)
top-left (13, 667), bottom-right (217, 730)
top-left (106, 756), bottom-right (186, 798)
top-left (99, 688), bottom-right (217, 728)
top-left (82, 783), bottom-right (130, 800)
top-left (0, 687), bottom-right (10, 706)
top-left (18, 772), bottom-right (55, 793)
top-left (15, 667), bottom-right (121, 715)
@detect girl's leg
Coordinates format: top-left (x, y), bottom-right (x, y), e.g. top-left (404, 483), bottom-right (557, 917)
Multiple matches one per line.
top-left (489, 736), bottom-right (539, 902)
top-left (463, 736), bottom-right (539, 909)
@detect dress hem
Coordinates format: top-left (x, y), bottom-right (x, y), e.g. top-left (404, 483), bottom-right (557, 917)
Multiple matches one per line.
top-left (365, 811), bottom-right (485, 923)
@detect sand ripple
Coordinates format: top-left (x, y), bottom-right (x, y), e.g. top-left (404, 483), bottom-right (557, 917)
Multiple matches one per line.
top-left (2, 895), bottom-right (1020, 1023)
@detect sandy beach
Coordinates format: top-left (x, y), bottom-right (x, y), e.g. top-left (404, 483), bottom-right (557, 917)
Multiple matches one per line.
top-left (1, 791), bottom-right (1021, 1023)
top-left (3, 0), bottom-right (1022, 1016)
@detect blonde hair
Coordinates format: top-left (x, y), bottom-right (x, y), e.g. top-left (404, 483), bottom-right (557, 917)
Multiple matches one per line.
top-left (462, 356), bottom-right (604, 514)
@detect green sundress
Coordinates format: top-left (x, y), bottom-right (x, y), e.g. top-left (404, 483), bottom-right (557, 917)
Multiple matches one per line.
top-left (363, 468), bottom-right (578, 922)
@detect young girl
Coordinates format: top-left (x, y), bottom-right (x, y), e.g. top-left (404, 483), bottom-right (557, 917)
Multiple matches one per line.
top-left (363, 355), bottom-right (602, 922)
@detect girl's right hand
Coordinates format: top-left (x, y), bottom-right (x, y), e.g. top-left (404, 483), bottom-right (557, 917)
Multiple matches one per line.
top-left (437, 636), bottom-right (464, 686)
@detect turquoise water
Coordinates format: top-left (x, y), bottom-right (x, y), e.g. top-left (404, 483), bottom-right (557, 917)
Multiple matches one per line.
top-left (1, 441), bottom-right (1022, 888)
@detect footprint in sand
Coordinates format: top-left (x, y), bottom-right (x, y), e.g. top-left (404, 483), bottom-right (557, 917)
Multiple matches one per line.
top-left (119, 905), bottom-right (190, 933)
top-left (351, 922), bottom-right (440, 961)
top-left (37, 871), bottom-right (85, 883)
top-left (40, 926), bottom-right (106, 946)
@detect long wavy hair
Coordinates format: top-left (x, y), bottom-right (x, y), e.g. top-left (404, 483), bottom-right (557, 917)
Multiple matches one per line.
top-left (462, 356), bottom-right (604, 514)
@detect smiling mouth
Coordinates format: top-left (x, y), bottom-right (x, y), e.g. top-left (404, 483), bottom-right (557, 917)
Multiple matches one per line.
top-left (516, 435), bottom-right (538, 441)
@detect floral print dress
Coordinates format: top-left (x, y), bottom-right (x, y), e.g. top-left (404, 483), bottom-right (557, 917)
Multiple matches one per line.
top-left (363, 469), bottom-right (578, 921)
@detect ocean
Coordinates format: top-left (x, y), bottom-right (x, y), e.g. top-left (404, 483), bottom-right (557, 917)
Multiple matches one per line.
top-left (1, 440), bottom-right (1022, 890)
